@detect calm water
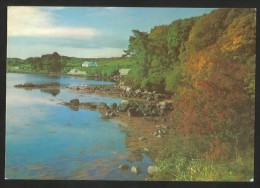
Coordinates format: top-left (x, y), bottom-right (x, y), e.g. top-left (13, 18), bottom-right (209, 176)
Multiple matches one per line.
top-left (5, 73), bottom-right (152, 180)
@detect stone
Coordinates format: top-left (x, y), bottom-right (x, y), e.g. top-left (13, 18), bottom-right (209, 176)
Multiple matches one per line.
top-left (127, 107), bottom-right (142, 117)
top-left (131, 166), bottom-right (141, 174)
top-left (110, 103), bottom-right (117, 109)
top-left (103, 110), bottom-right (117, 118)
top-left (162, 125), bottom-right (168, 129)
top-left (119, 164), bottom-right (129, 170)
top-left (97, 102), bottom-right (109, 110)
top-left (135, 89), bottom-right (142, 94)
top-left (138, 137), bottom-right (146, 141)
top-left (143, 148), bottom-right (150, 152)
top-left (126, 87), bottom-right (132, 92)
top-left (147, 165), bottom-right (159, 175)
top-left (87, 102), bottom-right (98, 109)
top-left (152, 132), bottom-right (158, 136)
top-left (117, 101), bottom-right (130, 112)
top-left (70, 99), bottom-right (79, 105)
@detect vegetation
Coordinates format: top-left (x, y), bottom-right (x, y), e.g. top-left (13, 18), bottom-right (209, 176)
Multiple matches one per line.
top-left (123, 8), bottom-right (255, 181)
top-left (6, 8), bottom-right (255, 181)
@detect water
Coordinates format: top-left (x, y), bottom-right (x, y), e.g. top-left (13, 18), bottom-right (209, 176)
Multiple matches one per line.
top-left (5, 73), bottom-right (152, 180)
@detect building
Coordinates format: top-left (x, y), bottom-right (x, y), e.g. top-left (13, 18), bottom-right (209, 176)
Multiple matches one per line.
top-left (119, 69), bottom-right (131, 76)
top-left (82, 61), bottom-right (98, 67)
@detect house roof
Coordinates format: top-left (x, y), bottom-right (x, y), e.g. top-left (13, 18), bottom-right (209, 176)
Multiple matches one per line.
top-left (119, 69), bottom-right (131, 75)
top-left (82, 61), bottom-right (97, 65)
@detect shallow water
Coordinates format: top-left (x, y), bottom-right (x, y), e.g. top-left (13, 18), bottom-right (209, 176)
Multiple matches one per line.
top-left (5, 73), bottom-right (153, 180)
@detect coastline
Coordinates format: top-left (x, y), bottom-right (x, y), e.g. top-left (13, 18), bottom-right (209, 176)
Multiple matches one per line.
top-left (11, 71), bottom-right (174, 178)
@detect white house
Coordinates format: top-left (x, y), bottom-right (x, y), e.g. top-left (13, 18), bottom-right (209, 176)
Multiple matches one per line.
top-left (82, 61), bottom-right (98, 67)
top-left (119, 69), bottom-right (131, 76)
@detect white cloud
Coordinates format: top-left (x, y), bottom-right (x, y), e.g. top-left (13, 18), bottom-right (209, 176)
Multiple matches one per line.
top-left (7, 6), bottom-right (98, 38)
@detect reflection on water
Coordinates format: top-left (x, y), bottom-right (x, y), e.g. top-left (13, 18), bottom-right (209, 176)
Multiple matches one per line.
top-left (40, 89), bottom-right (60, 96)
top-left (6, 73), bottom-right (152, 180)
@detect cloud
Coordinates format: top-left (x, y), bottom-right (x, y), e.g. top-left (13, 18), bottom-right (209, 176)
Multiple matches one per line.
top-left (7, 7), bottom-right (99, 38)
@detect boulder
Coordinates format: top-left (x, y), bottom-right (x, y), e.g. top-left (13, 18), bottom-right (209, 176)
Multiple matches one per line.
top-left (117, 100), bottom-right (130, 112)
top-left (126, 87), bottom-right (132, 92)
top-left (135, 89), bottom-right (142, 94)
top-left (147, 165), bottom-right (159, 175)
top-left (119, 164), bottom-right (129, 170)
top-left (82, 102), bottom-right (97, 109)
top-left (103, 110), bottom-right (118, 119)
top-left (110, 103), bottom-right (117, 109)
top-left (158, 100), bottom-right (173, 111)
top-left (97, 102), bottom-right (109, 110)
top-left (131, 166), bottom-right (141, 174)
top-left (127, 107), bottom-right (143, 117)
top-left (70, 99), bottom-right (80, 105)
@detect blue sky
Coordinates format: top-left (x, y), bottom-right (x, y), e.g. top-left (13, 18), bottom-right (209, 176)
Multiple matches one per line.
top-left (7, 7), bottom-right (215, 59)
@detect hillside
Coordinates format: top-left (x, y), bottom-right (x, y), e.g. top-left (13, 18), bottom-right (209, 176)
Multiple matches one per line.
top-left (123, 8), bottom-right (255, 181)
top-left (7, 54), bottom-right (133, 77)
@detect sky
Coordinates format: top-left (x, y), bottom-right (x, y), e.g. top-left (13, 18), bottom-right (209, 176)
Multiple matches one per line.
top-left (7, 7), bottom-right (215, 59)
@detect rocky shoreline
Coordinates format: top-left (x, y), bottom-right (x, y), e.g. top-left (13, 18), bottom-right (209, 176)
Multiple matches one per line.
top-left (62, 97), bottom-right (175, 179)
top-left (15, 82), bottom-right (175, 179)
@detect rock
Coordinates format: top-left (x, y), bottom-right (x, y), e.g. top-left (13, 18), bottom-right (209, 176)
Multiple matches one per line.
top-left (147, 165), bottom-right (159, 175)
top-left (126, 87), bottom-right (132, 92)
top-left (83, 102), bottom-right (97, 109)
top-left (70, 99), bottom-right (80, 105)
top-left (143, 148), bottom-right (150, 152)
top-left (119, 164), bottom-right (129, 170)
top-left (110, 103), bottom-right (117, 109)
top-left (127, 107), bottom-right (143, 117)
top-left (131, 166), bottom-right (141, 174)
top-left (157, 135), bottom-right (162, 138)
top-left (138, 137), bottom-right (146, 141)
top-left (135, 89), bottom-right (142, 94)
top-left (162, 125), bottom-right (168, 129)
top-left (103, 110), bottom-right (118, 119)
top-left (97, 102), bottom-right (109, 110)
top-left (152, 132), bottom-right (158, 136)
top-left (117, 100), bottom-right (130, 112)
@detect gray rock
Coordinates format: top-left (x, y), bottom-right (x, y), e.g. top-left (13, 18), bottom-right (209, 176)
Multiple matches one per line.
top-left (147, 165), bottom-right (159, 175)
top-left (127, 107), bottom-right (142, 117)
top-left (117, 101), bottom-right (130, 112)
top-left (131, 166), bottom-right (141, 174)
